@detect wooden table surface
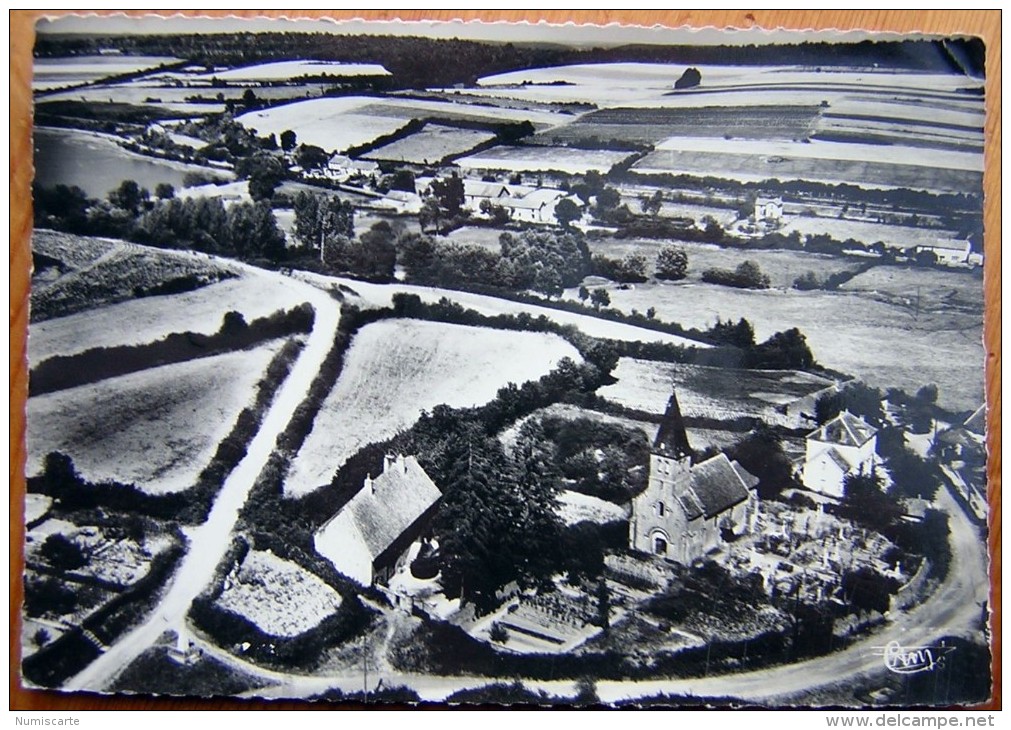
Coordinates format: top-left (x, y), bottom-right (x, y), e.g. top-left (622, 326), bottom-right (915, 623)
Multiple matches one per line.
top-left (9, 10), bottom-right (1001, 711)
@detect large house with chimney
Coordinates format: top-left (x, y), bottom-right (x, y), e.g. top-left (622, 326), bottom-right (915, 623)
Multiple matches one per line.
top-left (314, 454), bottom-right (442, 586)
top-left (630, 391), bottom-right (759, 565)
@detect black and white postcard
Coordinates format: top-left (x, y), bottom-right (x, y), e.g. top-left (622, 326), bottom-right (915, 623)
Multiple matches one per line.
top-left (21, 15), bottom-right (992, 707)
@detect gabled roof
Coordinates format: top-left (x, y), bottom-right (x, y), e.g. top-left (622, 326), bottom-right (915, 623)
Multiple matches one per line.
top-left (316, 455), bottom-right (441, 566)
top-left (687, 453), bottom-right (757, 519)
top-left (807, 411), bottom-right (877, 448)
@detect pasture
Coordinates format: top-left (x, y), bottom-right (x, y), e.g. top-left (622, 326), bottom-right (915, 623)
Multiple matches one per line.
top-left (285, 319), bottom-right (582, 496)
top-left (177, 60), bottom-right (390, 82)
top-left (457, 145), bottom-right (634, 174)
top-left (26, 342), bottom-right (286, 494)
top-left (31, 230), bottom-right (237, 322)
top-left (570, 278), bottom-right (984, 412)
top-left (33, 55), bottom-right (181, 91)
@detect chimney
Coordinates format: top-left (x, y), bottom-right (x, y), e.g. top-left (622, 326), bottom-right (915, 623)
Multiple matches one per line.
top-left (383, 454), bottom-right (395, 474)
top-left (365, 474), bottom-right (374, 493)
top-left (399, 453), bottom-right (407, 474)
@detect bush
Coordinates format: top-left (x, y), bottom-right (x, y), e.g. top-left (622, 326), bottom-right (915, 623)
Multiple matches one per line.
top-left (702, 260), bottom-right (770, 289)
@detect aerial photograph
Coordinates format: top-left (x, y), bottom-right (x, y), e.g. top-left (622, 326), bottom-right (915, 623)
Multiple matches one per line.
top-left (19, 15), bottom-right (991, 708)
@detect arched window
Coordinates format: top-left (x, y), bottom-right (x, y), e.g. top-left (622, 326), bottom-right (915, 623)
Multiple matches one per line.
top-left (653, 536), bottom-right (668, 555)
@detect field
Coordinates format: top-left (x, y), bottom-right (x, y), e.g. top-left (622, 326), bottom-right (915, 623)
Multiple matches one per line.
top-left (363, 124), bottom-right (496, 165)
top-left (838, 265), bottom-right (985, 313)
top-left (570, 277), bottom-right (984, 412)
top-left (237, 96), bottom-right (567, 153)
top-left (31, 230), bottom-right (237, 322)
top-left (597, 358), bottom-right (836, 424)
top-left (456, 145), bottom-right (634, 174)
top-left (779, 216), bottom-right (963, 251)
top-left (29, 274), bottom-right (311, 361)
top-left (585, 237), bottom-right (864, 288)
top-left (556, 491), bottom-right (629, 526)
top-left (285, 319), bottom-right (581, 496)
top-left (215, 550), bottom-right (342, 637)
top-left (26, 342), bottom-right (285, 494)
top-left (32, 55), bottom-right (181, 91)
top-left (41, 81), bottom-right (331, 106)
top-left (634, 145), bottom-right (982, 195)
top-left (540, 105), bottom-right (820, 146)
top-left (177, 60), bottom-right (390, 82)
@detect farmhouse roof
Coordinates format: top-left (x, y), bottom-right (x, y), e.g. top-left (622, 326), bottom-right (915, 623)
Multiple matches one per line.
top-left (653, 390), bottom-right (693, 461)
top-left (316, 454), bottom-right (441, 566)
top-left (807, 411), bottom-right (877, 448)
top-left (464, 181), bottom-right (513, 199)
top-left (821, 446), bottom-right (856, 473)
top-left (918, 239), bottom-right (970, 252)
top-left (675, 453), bottom-right (757, 521)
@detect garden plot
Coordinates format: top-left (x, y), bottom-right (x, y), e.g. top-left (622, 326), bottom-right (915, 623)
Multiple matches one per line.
top-left (285, 319), bottom-right (580, 496)
top-left (574, 279), bottom-right (984, 412)
top-left (598, 359), bottom-right (836, 426)
top-left (26, 342), bottom-right (285, 494)
top-left (32, 56), bottom-right (181, 91)
top-left (214, 550), bottom-right (342, 637)
top-left (456, 145), bottom-right (633, 175)
top-left (30, 230), bottom-right (237, 322)
top-left (557, 491), bottom-right (629, 527)
top-left (237, 96), bottom-right (564, 153)
top-left (30, 274), bottom-right (309, 361)
top-left (362, 125), bottom-right (495, 165)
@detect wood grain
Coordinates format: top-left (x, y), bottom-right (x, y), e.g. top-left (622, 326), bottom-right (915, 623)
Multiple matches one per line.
top-left (9, 10), bottom-right (1001, 711)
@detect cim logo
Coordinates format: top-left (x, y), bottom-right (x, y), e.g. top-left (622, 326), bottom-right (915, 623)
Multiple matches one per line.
top-left (874, 640), bottom-right (954, 674)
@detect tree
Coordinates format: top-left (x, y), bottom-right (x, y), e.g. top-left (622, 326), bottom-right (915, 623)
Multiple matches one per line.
top-left (618, 253), bottom-right (648, 283)
top-left (154, 182), bottom-right (175, 200)
top-left (746, 327), bottom-right (815, 370)
top-left (108, 179), bottom-right (148, 216)
top-left (639, 190), bottom-right (663, 216)
top-left (280, 129), bottom-right (297, 152)
top-left (554, 198), bottom-right (582, 228)
top-left (292, 191), bottom-right (354, 250)
top-left (655, 245), bottom-right (688, 280)
top-left (578, 285), bottom-right (590, 303)
top-left (241, 88), bottom-right (258, 106)
top-left (419, 197), bottom-right (443, 234)
top-left (237, 153), bottom-right (286, 202)
top-left (295, 144), bottom-right (329, 171)
top-left (430, 172), bottom-right (466, 219)
top-left (590, 288), bottom-right (611, 310)
top-left (40, 534), bottom-right (87, 571)
top-left (674, 67), bottom-right (702, 89)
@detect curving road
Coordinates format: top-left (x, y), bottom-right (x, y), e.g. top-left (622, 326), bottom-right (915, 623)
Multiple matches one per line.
top-left (63, 263), bottom-right (343, 692)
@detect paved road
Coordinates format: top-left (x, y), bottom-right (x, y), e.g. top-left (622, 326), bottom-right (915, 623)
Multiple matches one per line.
top-left (64, 264), bottom-right (342, 691)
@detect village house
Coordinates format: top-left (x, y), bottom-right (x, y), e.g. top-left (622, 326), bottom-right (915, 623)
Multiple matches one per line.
top-left (314, 454), bottom-right (442, 586)
top-left (415, 176), bottom-right (580, 225)
top-left (322, 153), bottom-right (380, 182)
top-left (629, 391), bottom-right (759, 565)
top-left (801, 411), bottom-right (879, 499)
top-left (934, 405), bottom-right (987, 519)
top-left (754, 196), bottom-right (784, 224)
top-left (913, 239), bottom-right (980, 267)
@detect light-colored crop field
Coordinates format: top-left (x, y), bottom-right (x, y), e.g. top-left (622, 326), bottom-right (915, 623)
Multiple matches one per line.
top-left (182, 60), bottom-right (390, 82)
top-left (32, 56), bottom-right (182, 90)
top-left (41, 82), bottom-right (330, 106)
top-left (215, 549), bottom-right (342, 637)
top-left (572, 278), bottom-right (984, 412)
top-left (585, 237), bottom-right (863, 288)
top-left (285, 319), bottom-right (581, 496)
top-left (838, 265), bottom-right (984, 312)
top-left (457, 145), bottom-right (633, 174)
top-left (26, 342), bottom-right (285, 494)
top-left (31, 230), bottom-right (238, 322)
top-left (598, 358), bottom-right (834, 423)
top-left (29, 273), bottom-right (310, 361)
top-left (363, 125), bottom-right (496, 164)
top-left (238, 96), bottom-right (565, 153)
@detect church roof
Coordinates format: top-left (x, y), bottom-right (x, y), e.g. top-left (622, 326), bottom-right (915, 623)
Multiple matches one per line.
top-left (807, 411), bottom-right (877, 448)
top-left (653, 390), bottom-right (693, 460)
top-left (671, 453), bottom-right (757, 521)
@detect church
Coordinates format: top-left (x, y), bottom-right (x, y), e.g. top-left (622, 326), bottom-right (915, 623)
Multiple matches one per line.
top-left (629, 390), bottom-right (759, 565)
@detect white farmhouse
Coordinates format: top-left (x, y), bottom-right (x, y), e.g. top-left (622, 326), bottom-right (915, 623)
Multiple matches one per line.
top-left (801, 411), bottom-right (879, 498)
top-left (913, 239), bottom-right (977, 267)
top-left (314, 454), bottom-right (441, 586)
top-left (754, 196), bottom-right (784, 223)
top-left (325, 153), bottom-right (380, 182)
